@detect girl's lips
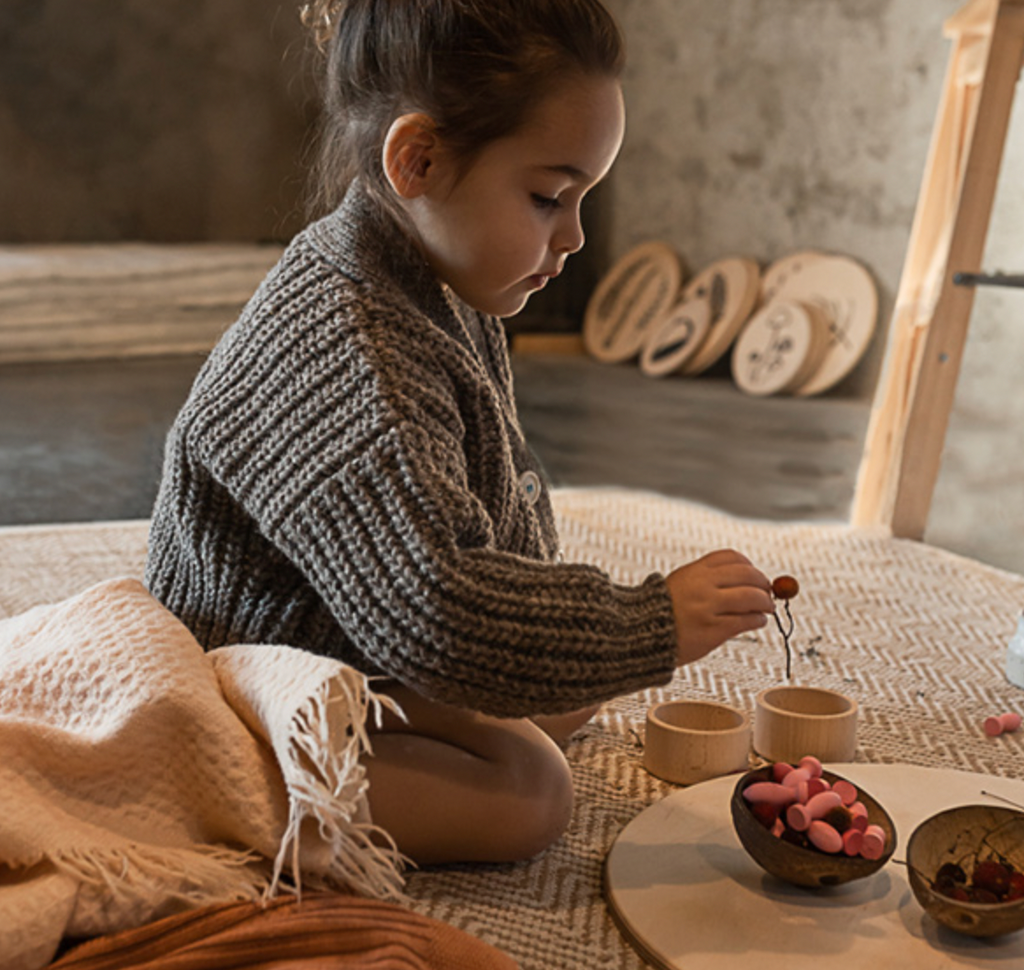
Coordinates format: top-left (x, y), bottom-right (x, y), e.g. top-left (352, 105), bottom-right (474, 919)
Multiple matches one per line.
top-left (528, 268), bottom-right (561, 289)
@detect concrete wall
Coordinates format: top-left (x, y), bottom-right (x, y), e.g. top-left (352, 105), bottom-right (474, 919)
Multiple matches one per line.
top-left (0, 0), bottom-right (313, 242)
top-left (606, 0), bottom-right (1024, 574)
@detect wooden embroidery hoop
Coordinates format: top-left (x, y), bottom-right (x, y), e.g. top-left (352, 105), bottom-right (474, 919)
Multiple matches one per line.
top-left (583, 241), bottom-right (685, 364)
top-left (639, 298), bottom-right (712, 377)
top-left (677, 256), bottom-right (761, 376)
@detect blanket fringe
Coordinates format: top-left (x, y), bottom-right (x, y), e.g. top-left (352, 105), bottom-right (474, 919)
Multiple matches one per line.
top-left (46, 842), bottom-right (266, 927)
top-left (268, 668), bottom-right (408, 902)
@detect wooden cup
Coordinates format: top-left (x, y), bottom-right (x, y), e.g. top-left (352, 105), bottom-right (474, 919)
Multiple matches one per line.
top-left (643, 700), bottom-right (751, 785)
top-left (753, 685), bottom-right (858, 764)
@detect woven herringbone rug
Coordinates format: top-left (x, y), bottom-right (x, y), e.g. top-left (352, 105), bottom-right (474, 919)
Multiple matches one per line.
top-left (3, 488), bottom-right (1023, 969)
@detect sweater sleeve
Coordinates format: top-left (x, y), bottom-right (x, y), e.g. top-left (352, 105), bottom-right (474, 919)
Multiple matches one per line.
top-left (272, 418), bottom-right (678, 716)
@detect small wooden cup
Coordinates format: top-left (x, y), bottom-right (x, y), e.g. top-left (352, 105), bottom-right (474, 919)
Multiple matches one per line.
top-left (753, 685), bottom-right (858, 764)
top-left (643, 699), bottom-right (751, 786)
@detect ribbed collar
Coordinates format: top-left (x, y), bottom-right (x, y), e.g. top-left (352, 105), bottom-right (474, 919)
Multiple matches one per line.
top-left (305, 182), bottom-right (508, 387)
top-left (306, 183), bottom-right (448, 318)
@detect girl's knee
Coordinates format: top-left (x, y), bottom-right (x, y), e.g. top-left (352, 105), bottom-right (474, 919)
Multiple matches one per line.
top-left (364, 690), bottom-right (577, 862)
top-left (500, 740), bottom-right (575, 860)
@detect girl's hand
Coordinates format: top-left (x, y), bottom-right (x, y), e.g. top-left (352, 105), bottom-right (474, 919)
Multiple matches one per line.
top-left (665, 549), bottom-right (774, 666)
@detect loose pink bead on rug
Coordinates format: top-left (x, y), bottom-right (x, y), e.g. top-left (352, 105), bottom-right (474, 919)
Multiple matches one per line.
top-left (984, 712), bottom-right (1022, 737)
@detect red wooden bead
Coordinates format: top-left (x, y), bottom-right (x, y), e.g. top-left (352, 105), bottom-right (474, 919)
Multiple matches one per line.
top-left (771, 575), bottom-right (800, 599)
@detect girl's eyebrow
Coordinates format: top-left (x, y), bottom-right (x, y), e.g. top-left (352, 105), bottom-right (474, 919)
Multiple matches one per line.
top-left (540, 163), bottom-right (592, 183)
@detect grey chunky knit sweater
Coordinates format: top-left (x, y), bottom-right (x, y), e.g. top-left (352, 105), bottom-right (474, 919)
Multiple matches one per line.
top-left (145, 186), bottom-right (677, 717)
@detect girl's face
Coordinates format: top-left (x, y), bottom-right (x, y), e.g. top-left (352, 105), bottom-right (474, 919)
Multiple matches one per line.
top-left (410, 75), bottom-right (626, 318)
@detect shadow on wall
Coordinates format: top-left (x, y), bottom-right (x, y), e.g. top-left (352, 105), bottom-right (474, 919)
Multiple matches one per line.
top-left (0, 0), bottom-right (317, 243)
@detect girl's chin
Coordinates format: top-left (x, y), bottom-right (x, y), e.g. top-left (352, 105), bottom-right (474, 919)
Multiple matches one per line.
top-left (495, 295), bottom-right (533, 319)
top-left (480, 291), bottom-right (534, 319)
top-left (457, 280), bottom-right (537, 318)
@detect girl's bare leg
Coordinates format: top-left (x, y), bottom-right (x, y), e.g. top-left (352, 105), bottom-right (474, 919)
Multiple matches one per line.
top-left (531, 704), bottom-right (602, 743)
top-left (362, 685), bottom-right (575, 865)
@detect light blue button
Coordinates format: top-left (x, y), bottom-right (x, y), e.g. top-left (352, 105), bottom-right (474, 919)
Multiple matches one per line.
top-left (519, 470), bottom-right (541, 506)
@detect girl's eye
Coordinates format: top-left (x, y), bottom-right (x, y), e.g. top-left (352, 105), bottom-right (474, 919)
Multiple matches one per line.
top-left (531, 193), bottom-right (561, 210)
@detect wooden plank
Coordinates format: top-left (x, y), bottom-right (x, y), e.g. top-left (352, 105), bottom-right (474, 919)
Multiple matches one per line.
top-left (0, 243), bottom-right (282, 362)
top-left (945, 0), bottom-right (999, 36)
top-left (512, 333), bottom-right (586, 356)
top-left (852, 0), bottom-right (1024, 537)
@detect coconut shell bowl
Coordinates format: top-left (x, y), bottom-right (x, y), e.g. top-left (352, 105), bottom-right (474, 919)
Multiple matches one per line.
top-left (731, 763), bottom-right (897, 889)
top-left (907, 805), bottom-right (1024, 938)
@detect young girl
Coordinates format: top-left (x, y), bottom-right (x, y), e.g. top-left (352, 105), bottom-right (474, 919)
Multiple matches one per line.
top-left (145, 0), bottom-right (774, 866)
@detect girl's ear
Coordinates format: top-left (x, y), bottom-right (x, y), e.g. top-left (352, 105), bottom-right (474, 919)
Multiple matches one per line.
top-left (383, 113), bottom-right (440, 199)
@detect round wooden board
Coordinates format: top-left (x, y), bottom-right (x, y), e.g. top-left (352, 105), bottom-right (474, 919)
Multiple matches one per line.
top-left (678, 256), bottom-right (761, 376)
top-left (760, 250), bottom-right (827, 306)
top-left (583, 241), bottom-right (685, 364)
top-left (766, 254), bottom-right (878, 396)
top-left (604, 764), bottom-right (1024, 970)
top-left (640, 299), bottom-right (712, 378)
top-left (731, 300), bottom-right (830, 396)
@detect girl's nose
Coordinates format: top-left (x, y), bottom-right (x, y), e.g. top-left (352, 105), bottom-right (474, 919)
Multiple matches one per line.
top-left (554, 213), bottom-right (585, 255)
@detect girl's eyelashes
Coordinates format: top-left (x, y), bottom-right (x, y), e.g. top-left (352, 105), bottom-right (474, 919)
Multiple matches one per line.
top-left (531, 193), bottom-right (562, 210)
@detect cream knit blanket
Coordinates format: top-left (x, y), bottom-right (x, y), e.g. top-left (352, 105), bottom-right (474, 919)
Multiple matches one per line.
top-left (0, 578), bottom-right (405, 970)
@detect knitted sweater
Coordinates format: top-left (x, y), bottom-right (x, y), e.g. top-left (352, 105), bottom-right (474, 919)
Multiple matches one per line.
top-left (145, 187), bottom-right (677, 717)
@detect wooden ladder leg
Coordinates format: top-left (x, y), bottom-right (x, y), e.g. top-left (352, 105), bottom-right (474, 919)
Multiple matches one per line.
top-left (852, 0), bottom-right (1024, 538)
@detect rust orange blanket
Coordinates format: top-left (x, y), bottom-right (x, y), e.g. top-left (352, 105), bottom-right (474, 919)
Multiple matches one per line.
top-left (50, 894), bottom-right (518, 970)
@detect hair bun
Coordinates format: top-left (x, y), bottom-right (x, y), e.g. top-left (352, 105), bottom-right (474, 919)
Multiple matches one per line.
top-left (300, 0), bottom-right (345, 49)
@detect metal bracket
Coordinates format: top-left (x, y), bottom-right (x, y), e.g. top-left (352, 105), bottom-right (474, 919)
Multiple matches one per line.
top-left (953, 271), bottom-right (1024, 288)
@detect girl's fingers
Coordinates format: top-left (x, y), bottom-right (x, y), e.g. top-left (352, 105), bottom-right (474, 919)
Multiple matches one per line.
top-left (699, 554), bottom-right (772, 591)
top-left (698, 548), bottom-right (757, 571)
top-left (713, 612), bottom-right (770, 641)
top-left (714, 585), bottom-right (775, 616)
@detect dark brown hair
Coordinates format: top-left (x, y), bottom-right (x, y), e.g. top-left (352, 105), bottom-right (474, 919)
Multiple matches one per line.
top-left (301, 0), bottom-right (625, 219)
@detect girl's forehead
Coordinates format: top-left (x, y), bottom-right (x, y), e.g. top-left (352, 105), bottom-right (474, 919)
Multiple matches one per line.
top-left (526, 75), bottom-right (624, 131)
top-left (515, 77), bottom-right (625, 183)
